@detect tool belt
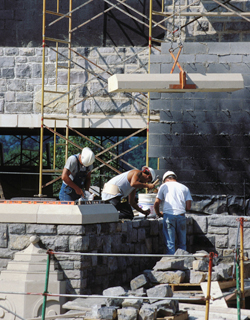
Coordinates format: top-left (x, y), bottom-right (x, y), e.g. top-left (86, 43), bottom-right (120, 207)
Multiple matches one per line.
top-left (103, 183), bottom-right (120, 195)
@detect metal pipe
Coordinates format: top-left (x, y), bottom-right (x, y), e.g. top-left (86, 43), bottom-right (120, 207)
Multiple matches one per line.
top-left (66, 0), bottom-right (72, 160)
top-left (48, 250), bottom-right (208, 258)
top-left (205, 252), bottom-right (214, 320)
top-left (0, 304), bottom-right (26, 320)
top-left (236, 248), bottom-right (241, 320)
top-left (38, 0), bottom-right (46, 197)
top-left (0, 291), bottom-right (204, 302)
top-left (153, 11), bottom-right (250, 17)
top-left (240, 217), bottom-right (245, 308)
top-left (41, 251), bottom-right (51, 320)
top-left (67, 126), bottom-right (137, 170)
top-left (146, 0), bottom-right (153, 170)
top-left (211, 0), bottom-right (250, 23)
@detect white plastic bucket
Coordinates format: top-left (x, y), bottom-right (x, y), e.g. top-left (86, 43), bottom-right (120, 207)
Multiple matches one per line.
top-left (138, 193), bottom-right (157, 217)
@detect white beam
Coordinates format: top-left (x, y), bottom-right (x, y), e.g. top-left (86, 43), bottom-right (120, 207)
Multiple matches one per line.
top-left (108, 73), bottom-right (244, 93)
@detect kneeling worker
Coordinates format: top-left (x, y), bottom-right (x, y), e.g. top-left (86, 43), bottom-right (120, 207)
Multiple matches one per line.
top-left (102, 167), bottom-right (156, 220)
top-left (59, 147), bottom-right (95, 201)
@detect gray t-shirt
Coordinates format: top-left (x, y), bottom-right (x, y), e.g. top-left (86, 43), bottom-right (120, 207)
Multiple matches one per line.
top-left (63, 153), bottom-right (93, 186)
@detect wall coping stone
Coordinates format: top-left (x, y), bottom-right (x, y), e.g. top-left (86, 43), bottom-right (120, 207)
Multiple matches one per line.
top-left (0, 203), bottom-right (119, 224)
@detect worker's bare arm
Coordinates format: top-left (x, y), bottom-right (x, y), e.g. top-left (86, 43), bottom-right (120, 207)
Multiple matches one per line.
top-left (129, 190), bottom-right (150, 216)
top-left (129, 171), bottom-right (155, 189)
top-left (186, 200), bottom-right (191, 211)
top-left (154, 198), bottom-right (163, 217)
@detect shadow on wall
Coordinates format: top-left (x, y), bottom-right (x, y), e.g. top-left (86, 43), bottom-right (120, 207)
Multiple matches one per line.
top-left (191, 195), bottom-right (250, 216)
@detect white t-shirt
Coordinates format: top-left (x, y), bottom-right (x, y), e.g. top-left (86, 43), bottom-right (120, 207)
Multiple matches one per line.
top-left (156, 181), bottom-right (192, 215)
top-left (102, 170), bottom-right (135, 201)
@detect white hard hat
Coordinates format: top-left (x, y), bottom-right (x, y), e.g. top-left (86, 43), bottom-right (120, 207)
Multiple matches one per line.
top-left (142, 166), bottom-right (156, 182)
top-left (163, 171), bottom-right (177, 182)
top-left (81, 147), bottom-right (95, 166)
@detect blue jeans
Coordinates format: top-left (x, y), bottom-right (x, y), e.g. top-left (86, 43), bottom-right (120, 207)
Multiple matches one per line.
top-left (162, 213), bottom-right (186, 254)
top-left (59, 183), bottom-right (78, 201)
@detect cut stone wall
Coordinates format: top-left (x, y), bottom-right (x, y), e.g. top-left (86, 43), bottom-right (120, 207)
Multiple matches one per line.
top-left (0, 214), bottom-right (250, 295)
top-left (0, 46), bottom-right (153, 119)
top-left (150, 42), bottom-right (250, 196)
top-left (1, 1), bottom-right (250, 47)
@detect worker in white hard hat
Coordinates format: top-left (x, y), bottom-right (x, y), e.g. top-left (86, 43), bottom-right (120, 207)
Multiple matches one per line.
top-left (102, 166), bottom-right (157, 220)
top-left (154, 171), bottom-right (192, 254)
top-left (59, 147), bottom-right (95, 201)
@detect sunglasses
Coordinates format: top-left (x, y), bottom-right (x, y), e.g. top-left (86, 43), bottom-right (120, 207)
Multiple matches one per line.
top-left (143, 168), bottom-right (152, 180)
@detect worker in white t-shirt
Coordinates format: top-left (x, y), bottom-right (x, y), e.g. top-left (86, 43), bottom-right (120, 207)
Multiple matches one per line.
top-left (154, 171), bottom-right (192, 254)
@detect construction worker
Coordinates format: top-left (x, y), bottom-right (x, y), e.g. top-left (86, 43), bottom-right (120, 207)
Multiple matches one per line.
top-left (102, 166), bottom-right (156, 219)
top-left (59, 147), bottom-right (95, 201)
top-left (154, 171), bottom-right (192, 254)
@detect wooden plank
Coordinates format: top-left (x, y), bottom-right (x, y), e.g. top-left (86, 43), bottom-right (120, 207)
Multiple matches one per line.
top-left (157, 311), bottom-right (189, 320)
top-left (170, 279), bottom-right (236, 292)
top-left (179, 303), bottom-right (250, 319)
top-left (219, 279), bottom-right (236, 290)
top-left (200, 281), bottom-right (228, 308)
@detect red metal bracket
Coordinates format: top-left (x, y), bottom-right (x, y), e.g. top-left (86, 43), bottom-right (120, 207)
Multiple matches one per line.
top-left (169, 47), bottom-right (196, 90)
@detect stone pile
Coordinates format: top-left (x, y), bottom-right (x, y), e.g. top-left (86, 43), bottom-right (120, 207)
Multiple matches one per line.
top-left (62, 249), bottom-right (236, 320)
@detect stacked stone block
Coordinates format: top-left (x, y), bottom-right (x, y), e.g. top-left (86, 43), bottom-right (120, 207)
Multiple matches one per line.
top-left (1, 215), bottom-right (250, 294)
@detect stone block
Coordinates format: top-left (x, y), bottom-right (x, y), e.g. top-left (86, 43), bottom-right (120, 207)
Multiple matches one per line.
top-left (2, 68), bottom-right (14, 78)
top-left (130, 274), bottom-right (148, 291)
top-left (9, 234), bottom-right (30, 250)
top-left (97, 306), bottom-right (118, 320)
top-left (122, 298), bottom-right (143, 309)
top-left (57, 225), bottom-right (85, 235)
top-left (9, 224), bottom-right (26, 234)
top-left (138, 304), bottom-right (157, 320)
top-left (69, 235), bottom-right (89, 252)
top-left (153, 257), bottom-right (185, 271)
top-left (213, 263), bottom-right (233, 280)
top-left (117, 307), bottom-right (138, 320)
top-left (16, 64), bottom-right (32, 78)
top-left (145, 270), bottom-right (185, 285)
top-left (192, 260), bottom-right (209, 272)
top-left (0, 99), bottom-right (3, 113)
top-left (146, 284), bottom-right (173, 303)
top-left (16, 92), bottom-right (33, 102)
top-left (151, 299), bottom-right (179, 317)
top-left (0, 56), bottom-right (14, 67)
top-left (189, 270), bottom-right (207, 284)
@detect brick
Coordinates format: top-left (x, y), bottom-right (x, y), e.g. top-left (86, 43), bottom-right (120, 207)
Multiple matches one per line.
top-left (219, 55), bottom-right (242, 64)
top-left (183, 42), bottom-right (208, 55)
top-left (195, 54), bottom-right (218, 64)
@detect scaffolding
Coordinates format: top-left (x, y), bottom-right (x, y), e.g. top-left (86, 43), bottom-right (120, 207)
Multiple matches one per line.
top-left (39, 0), bottom-right (250, 197)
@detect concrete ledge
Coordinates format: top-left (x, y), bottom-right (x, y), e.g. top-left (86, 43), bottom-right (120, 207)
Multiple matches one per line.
top-left (0, 203), bottom-right (119, 224)
top-left (0, 114), bottom-right (158, 129)
top-left (108, 73), bottom-right (244, 93)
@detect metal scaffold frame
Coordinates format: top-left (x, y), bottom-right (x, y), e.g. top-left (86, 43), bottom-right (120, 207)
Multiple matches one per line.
top-left (39, 0), bottom-right (249, 197)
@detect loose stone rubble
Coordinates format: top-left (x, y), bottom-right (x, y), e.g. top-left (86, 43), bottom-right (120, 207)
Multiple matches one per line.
top-left (62, 248), bottom-right (238, 320)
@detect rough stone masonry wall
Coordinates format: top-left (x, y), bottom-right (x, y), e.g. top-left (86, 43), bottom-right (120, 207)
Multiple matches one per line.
top-left (1, 215), bottom-right (250, 295)
top-left (0, 46), bottom-right (152, 116)
top-left (149, 42), bottom-right (250, 196)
